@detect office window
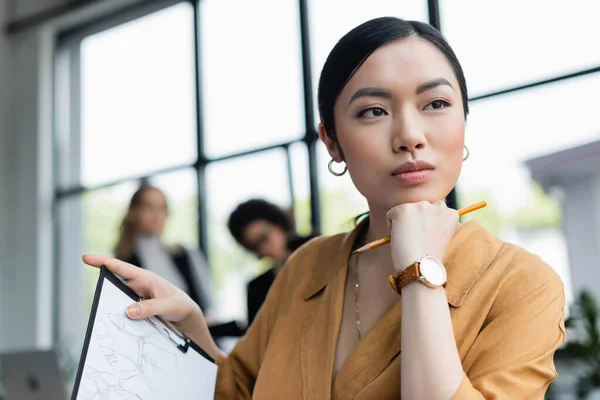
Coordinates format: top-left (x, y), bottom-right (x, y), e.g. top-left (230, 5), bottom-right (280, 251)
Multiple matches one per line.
top-left (441, 0), bottom-right (600, 96)
top-left (55, 2), bottom-right (199, 357)
top-left (289, 142), bottom-right (312, 235)
top-left (199, 0), bottom-right (304, 158)
top-left (80, 2), bottom-right (196, 187)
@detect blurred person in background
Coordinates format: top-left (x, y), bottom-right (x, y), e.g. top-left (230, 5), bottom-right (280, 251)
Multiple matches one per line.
top-left (114, 182), bottom-right (213, 313)
top-left (227, 199), bottom-right (316, 324)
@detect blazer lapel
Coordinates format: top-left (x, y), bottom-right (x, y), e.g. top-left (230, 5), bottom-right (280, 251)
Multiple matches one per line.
top-left (300, 223), bottom-right (365, 400)
top-left (300, 264), bottom-right (347, 400)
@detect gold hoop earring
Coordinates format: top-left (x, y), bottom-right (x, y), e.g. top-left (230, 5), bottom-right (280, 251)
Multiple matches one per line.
top-left (328, 159), bottom-right (347, 176)
top-left (463, 145), bottom-right (470, 161)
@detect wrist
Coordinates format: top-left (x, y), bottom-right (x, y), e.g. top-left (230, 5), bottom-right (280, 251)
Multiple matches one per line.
top-left (400, 278), bottom-right (444, 294)
top-left (179, 306), bottom-right (221, 360)
top-left (176, 305), bottom-right (203, 339)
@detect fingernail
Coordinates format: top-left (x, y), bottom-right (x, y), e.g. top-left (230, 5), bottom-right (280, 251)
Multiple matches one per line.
top-left (126, 304), bottom-right (140, 318)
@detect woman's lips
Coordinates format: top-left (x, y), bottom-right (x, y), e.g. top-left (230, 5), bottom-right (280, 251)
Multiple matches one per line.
top-left (392, 169), bottom-right (433, 184)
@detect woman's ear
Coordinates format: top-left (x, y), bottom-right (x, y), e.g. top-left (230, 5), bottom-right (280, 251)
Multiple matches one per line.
top-left (318, 123), bottom-right (343, 162)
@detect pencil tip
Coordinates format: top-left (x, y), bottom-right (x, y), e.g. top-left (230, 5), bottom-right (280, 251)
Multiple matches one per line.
top-left (352, 246), bottom-right (367, 254)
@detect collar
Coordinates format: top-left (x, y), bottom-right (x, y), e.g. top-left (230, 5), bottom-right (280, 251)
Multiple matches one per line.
top-left (303, 219), bottom-right (503, 307)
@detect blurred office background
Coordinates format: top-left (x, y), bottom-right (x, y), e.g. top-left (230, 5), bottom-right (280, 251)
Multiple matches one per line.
top-left (0, 0), bottom-right (599, 398)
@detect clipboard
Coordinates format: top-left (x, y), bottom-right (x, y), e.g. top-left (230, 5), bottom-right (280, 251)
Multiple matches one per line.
top-left (71, 266), bottom-right (218, 399)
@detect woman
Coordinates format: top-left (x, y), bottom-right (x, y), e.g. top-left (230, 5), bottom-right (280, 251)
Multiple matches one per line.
top-left (227, 198), bottom-right (294, 269)
top-left (86, 17), bottom-right (565, 399)
top-left (227, 198), bottom-right (316, 324)
top-left (114, 182), bottom-right (213, 313)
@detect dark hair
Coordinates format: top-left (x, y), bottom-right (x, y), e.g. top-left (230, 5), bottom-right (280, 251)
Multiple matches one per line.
top-left (227, 199), bottom-right (293, 249)
top-left (114, 182), bottom-right (167, 260)
top-left (317, 16), bottom-right (469, 141)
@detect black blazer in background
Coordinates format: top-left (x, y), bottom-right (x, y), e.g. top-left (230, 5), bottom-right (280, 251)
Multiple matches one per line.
top-left (246, 267), bottom-right (276, 326)
top-left (246, 233), bottom-right (317, 325)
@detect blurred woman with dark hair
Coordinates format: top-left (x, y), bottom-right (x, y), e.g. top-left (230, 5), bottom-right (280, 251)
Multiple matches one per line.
top-left (114, 182), bottom-right (213, 313)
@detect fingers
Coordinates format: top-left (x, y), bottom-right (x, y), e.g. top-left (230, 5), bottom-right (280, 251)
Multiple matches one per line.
top-left (385, 210), bottom-right (394, 232)
top-left (82, 254), bottom-right (146, 280)
top-left (126, 298), bottom-right (170, 320)
top-left (126, 297), bottom-right (191, 323)
top-left (386, 200), bottom-right (453, 229)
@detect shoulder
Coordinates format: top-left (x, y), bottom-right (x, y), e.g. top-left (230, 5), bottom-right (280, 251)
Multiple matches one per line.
top-left (462, 222), bottom-right (564, 309)
top-left (493, 239), bottom-right (564, 300)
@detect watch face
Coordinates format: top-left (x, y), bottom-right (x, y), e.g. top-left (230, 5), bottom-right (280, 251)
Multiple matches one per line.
top-left (419, 256), bottom-right (447, 286)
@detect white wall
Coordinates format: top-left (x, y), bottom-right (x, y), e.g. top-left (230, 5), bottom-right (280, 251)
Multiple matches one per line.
top-left (0, 6), bottom-right (55, 350)
top-left (561, 176), bottom-right (600, 303)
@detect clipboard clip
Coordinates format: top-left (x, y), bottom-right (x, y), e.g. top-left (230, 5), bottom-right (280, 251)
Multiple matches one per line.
top-left (139, 297), bottom-right (192, 354)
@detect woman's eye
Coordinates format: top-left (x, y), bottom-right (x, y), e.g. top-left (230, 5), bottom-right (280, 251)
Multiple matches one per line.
top-left (358, 107), bottom-right (387, 118)
top-left (424, 100), bottom-right (450, 110)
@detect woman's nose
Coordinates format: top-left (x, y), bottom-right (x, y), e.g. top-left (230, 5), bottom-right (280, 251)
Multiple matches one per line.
top-left (391, 112), bottom-right (427, 153)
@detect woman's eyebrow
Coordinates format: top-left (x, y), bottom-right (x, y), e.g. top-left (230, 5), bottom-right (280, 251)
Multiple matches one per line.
top-left (415, 78), bottom-right (454, 95)
top-left (348, 87), bottom-right (393, 106)
top-left (348, 78), bottom-right (454, 106)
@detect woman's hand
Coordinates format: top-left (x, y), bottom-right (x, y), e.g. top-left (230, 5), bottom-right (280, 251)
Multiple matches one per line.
top-left (82, 254), bottom-right (223, 360)
top-left (386, 201), bottom-right (459, 273)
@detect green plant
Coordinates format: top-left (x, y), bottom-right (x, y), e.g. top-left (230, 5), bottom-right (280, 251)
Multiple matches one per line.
top-left (547, 290), bottom-right (600, 399)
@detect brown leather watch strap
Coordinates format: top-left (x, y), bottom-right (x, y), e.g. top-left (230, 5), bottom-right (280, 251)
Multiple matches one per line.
top-left (389, 261), bottom-right (420, 295)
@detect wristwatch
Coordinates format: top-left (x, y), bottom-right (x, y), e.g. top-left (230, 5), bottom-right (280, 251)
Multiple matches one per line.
top-left (389, 256), bottom-right (447, 294)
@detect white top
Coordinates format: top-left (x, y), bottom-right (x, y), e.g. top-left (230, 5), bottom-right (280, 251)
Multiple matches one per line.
top-left (135, 235), bottom-right (188, 292)
top-left (133, 235), bottom-right (213, 313)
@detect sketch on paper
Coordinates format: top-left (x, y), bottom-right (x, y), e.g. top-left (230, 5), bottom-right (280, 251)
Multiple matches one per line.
top-left (78, 312), bottom-right (178, 400)
top-left (74, 276), bottom-right (218, 400)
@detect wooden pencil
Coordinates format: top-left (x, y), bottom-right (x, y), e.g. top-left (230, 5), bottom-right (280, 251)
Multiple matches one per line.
top-left (352, 200), bottom-right (487, 254)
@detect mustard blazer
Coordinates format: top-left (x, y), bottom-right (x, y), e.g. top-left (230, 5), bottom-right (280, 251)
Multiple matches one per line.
top-left (215, 221), bottom-right (565, 399)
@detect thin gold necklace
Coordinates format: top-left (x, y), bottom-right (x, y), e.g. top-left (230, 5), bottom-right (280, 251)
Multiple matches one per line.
top-left (353, 252), bottom-right (362, 341)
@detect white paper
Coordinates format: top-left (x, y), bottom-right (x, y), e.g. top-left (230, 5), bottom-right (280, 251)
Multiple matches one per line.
top-left (75, 278), bottom-right (218, 399)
